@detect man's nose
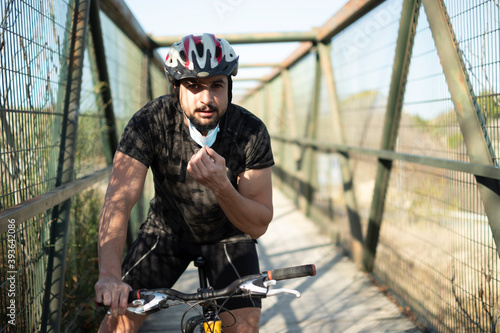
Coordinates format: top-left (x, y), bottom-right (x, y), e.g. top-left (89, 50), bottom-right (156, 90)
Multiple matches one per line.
top-left (199, 87), bottom-right (214, 104)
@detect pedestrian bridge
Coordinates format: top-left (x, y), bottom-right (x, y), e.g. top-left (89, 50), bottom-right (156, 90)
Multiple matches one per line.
top-left (1, 0), bottom-right (500, 332)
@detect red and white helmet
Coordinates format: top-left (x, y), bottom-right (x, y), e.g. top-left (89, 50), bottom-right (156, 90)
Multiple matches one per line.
top-left (164, 33), bottom-right (239, 81)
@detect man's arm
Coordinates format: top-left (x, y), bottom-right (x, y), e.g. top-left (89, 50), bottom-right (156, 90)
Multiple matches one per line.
top-left (187, 146), bottom-right (273, 239)
top-left (94, 151), bottom-right (148, 317)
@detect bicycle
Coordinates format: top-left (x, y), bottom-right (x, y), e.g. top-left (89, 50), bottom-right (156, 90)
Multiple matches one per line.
top-left (123, 258), bottom-right (316, 333)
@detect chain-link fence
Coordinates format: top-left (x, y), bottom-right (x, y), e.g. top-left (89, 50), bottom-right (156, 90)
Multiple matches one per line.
top-left (242, 0), bottom-right (500, 332)
top-left (0, 0), bottom-right (165, 331)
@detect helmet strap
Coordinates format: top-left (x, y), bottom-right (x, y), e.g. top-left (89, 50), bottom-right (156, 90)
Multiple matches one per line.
top-left (228, 76), bottom-right (233, 104)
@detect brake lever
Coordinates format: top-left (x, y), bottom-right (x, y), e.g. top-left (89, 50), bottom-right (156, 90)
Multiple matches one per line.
top-left (126, 292), bottom-right (169, 315)
top-left (264, 280), bottom-right (301, 297)
top-left (239, 279), bottom-right (301, 298)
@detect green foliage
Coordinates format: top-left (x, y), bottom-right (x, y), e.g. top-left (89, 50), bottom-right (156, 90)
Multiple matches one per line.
top-left (61, 188), bottom-right (106, 332)
top-left (411, 114), bottom-right (428, 128)
top-left (447, 133), bottom-right (464, 149)
top-left (477, 91), bottom-right (500, 123)
top-left (75, 114), bottom-right (108, 177)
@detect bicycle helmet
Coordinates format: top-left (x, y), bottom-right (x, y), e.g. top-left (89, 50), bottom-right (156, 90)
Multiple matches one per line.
top-left (164, 33), bottom-right (239, 82)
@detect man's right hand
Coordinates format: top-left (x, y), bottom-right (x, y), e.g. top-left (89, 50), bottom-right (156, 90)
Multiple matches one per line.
top-left (95, 276), bottom-right (132, 317)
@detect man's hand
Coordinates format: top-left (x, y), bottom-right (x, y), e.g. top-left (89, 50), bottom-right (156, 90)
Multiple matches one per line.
top-left (187, 146), bottom-right (273, 239)
top-left (187, 146), bottom-right (230, 194)
top-left (94, 276), bottom-right (132, 317)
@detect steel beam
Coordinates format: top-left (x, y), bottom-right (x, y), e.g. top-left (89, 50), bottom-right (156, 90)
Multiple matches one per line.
top-left (0, 168), bottom-right (112, 233)
top-left (363, 0), bottom-right (421, 273)
top-left (100, 0), bottom-right (164, 70)
top-left (41, 0), bottom-right (90, 331)
top-left (279, 68), bottom-right (300, 194)
top-left (238, 63), bottom-right (282, 68)
top-left (271, 135), bottom-right (500, 181)
top-left (152, 31), bottom-right (318, 47)
top-left (233, 77), bottom-right (267, 82)
top-left (317, 0), bottom-right (384, 42)
top-left (422, 0), bottom-right (500, 256)
top-left (301, 50), bottom-right (322, 215)
top-left (89, 0), bottom-right (118, 164)
top-left (318, 42), bottom-right (364, 263)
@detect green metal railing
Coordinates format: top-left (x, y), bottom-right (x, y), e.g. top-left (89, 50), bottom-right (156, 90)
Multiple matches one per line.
top-left (0, 0), bottom-right (163, 331)
top-left (0, 0), bottom-right (499, 332)
top-left (240, 0), bottom-right (500, 332)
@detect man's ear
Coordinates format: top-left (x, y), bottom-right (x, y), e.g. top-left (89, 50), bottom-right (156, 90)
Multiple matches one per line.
top-left (170, 80), bottom-right (181, 102)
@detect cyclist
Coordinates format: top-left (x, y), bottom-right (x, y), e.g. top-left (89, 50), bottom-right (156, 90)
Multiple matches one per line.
top-left (94, 33), bottom-right (274, 332)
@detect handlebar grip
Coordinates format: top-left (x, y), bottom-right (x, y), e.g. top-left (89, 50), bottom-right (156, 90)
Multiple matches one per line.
top-left (128, 290), bottom-right (142, 303)
top-left (265, 264), bottom-right (316, 281)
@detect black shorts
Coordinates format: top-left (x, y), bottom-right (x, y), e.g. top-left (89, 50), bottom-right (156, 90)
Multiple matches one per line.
top-left (121, 232), bottom-right (262, 311)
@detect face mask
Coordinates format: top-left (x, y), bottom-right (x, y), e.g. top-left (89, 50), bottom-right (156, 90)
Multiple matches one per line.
top-left (185, 114), bottom-right (220, 147)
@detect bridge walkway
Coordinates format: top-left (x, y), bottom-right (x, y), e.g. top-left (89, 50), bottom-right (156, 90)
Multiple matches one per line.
top-left (139, 189), bottom-right (421, 332)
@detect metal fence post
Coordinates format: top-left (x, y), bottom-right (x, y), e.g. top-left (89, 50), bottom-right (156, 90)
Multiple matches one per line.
top-left (317, 41), bottom-right (364, 263)
top-left (362, 0), bottom-right (421, 272)
top-left (89, 0), bottom-right (118, 165)
top-left (302, 50), bottom-right (321, 216)
top-left (41, 0), bottom-right (91, 331)
top-left (422, 0), bottom-right (500, 256)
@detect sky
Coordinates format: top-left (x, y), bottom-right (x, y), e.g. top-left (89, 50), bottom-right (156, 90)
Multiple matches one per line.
top-left (123, 0), bottom-right (349, 99)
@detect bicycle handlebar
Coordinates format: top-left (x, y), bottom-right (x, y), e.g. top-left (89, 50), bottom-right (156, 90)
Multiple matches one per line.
top-left (125, 264), bottom-right (316, 315)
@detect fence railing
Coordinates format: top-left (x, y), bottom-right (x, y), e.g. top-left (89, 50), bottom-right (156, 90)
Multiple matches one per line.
top-left (1, 0), bottom-right (499, 332)
top-left (239, 0), bottom-right (500, 332)
top-left (0, 0), bottom-right (164, 331)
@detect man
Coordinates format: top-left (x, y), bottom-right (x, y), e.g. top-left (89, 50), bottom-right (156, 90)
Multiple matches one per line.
top-left (94, 33), bottom-right (274, 332)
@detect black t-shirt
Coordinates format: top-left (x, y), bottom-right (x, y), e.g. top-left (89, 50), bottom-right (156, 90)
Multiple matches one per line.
top-left (117, 95), bottom-right (274, 244)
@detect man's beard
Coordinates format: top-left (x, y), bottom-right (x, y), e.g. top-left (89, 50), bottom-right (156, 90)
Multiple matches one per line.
top-left (188, 105), bottom-right (220, 132)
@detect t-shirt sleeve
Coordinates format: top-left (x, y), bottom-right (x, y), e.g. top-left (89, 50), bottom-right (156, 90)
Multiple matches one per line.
top-left (116, 109), bottom-right (155, 168)
top-left (245, 122), bottom-right (275, 170)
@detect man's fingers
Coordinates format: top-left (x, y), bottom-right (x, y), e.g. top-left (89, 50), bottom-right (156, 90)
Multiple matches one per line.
top-left (95, 279), bottom-right (131, 317)
top-left (188, 148), bottom-right (213, 175)
top-left (102, 291), bottom-right (112, 306)
top-left (95, 282), bottom-right (111, 305)
top-left (204, 146), bottom-right (221, 163)
top-left (118, 290), bottom-right (130, 315)
top-left (109, 289), bottom-right (125, 316)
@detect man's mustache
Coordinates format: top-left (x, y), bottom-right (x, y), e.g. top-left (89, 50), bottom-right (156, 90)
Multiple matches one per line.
top-left (195, 104), bottom-right (218, 113)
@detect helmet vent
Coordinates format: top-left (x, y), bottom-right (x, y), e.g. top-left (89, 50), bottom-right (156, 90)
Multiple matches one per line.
top-left (196, 44), bottom-right (204, 58)
top-left (179, 50), bottom-right (187, 62)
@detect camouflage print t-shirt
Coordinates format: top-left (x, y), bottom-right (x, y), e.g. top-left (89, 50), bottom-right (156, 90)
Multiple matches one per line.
top-left (117, 95), bottom-right (274, 244)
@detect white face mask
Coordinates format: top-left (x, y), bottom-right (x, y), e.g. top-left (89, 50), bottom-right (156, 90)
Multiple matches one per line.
top-left (185, 114), bottom-right (220, 147)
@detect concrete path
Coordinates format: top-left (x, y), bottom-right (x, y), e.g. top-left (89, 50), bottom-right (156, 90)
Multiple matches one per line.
top-left (139, 189), bottom-right (421, 332)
